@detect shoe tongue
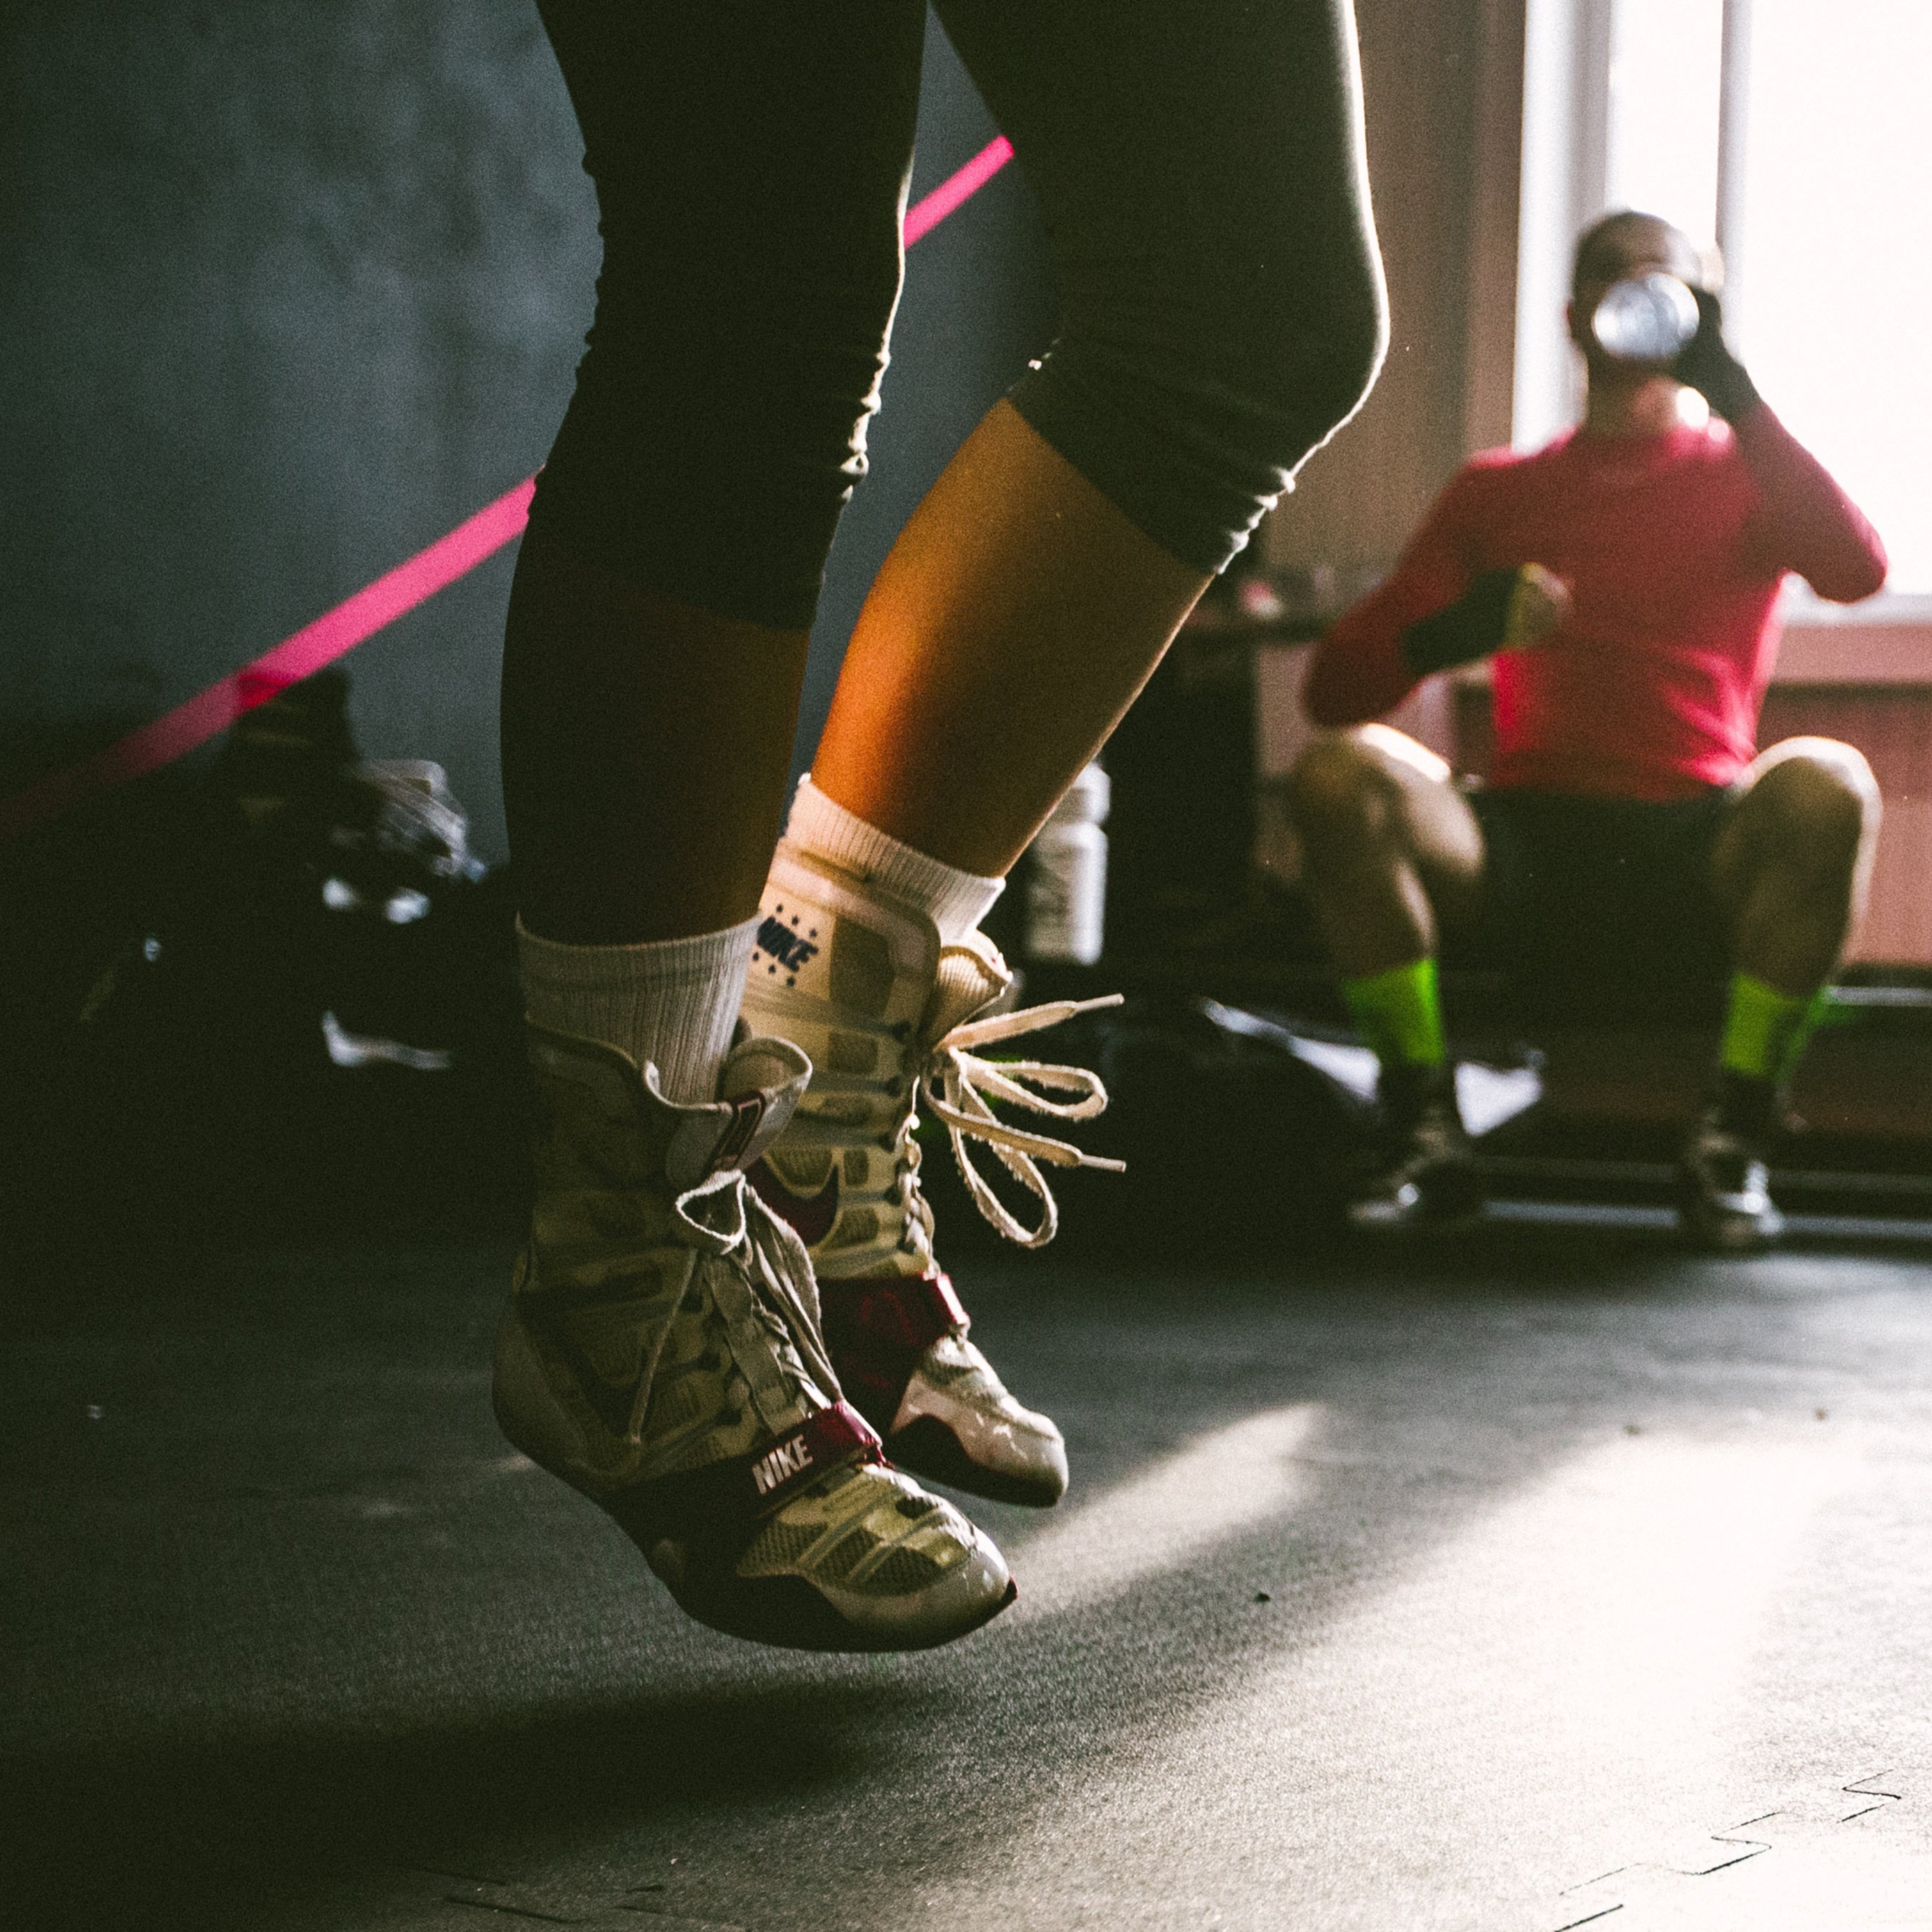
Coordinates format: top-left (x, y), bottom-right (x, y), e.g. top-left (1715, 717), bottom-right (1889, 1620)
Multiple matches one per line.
top-left (662, 1036), bottom-right (811, 1192)
top-left (919, 937), bottom-right (1010, 1045)
top-left (719, 1033), bottom-right (810, 1130)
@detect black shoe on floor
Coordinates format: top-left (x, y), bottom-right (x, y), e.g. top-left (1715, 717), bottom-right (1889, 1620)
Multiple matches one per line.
top-left (1348, 1064), bottom-right (1484, 1233)
top-left (1677, 1089), bottom-right (1784, 1253)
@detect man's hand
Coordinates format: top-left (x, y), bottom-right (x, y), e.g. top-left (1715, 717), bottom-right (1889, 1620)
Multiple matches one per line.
top-left (1400, 564), bottom-right (1572, 675)
top-left (1673, 286), bottom-right (1762, 424)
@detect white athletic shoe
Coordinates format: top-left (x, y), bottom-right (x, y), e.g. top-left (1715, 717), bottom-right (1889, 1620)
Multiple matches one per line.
top-left (739, 843), bottom-right (1122, 1506)
top-left (492, 1022), bottom-right (1014, 1650)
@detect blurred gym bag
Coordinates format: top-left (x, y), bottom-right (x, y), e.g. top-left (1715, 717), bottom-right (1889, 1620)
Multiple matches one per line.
top-left (42, 669), bottom-right (524, 1247)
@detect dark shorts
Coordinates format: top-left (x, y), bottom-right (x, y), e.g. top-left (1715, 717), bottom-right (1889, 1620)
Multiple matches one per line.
top-left (1447, 785), bottom-right (1737, 1019)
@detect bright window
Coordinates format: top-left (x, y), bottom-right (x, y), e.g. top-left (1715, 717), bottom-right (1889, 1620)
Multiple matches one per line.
top-left (1605, 0), bottom-right (1725, 250)
top-left (1733, 1), bottom-right (1932, 595)
top-left (1586, 0), bottom-right (1925, 596)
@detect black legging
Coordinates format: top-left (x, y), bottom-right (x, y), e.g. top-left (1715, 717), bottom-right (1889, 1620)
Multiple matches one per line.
top-left (527, 0), bottom-right (1387, 630)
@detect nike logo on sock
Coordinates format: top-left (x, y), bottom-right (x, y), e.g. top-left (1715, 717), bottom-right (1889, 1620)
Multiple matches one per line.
top-left (755, 913), bottom-right (820, 975)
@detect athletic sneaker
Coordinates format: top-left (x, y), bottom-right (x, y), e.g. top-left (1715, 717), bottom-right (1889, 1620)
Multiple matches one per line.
top-left (739, 844), bottom-right (1122, 1507)
top-left (492, 1021), bottom-right (1014, 1651)
top-left (1348, 1062), bottom-right (1484, 1232)
top-left (1676, 1103), bottom-right (1784, 1252)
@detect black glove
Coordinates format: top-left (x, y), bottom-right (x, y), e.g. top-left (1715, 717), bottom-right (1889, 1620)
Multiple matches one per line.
top-left (1673, 286), bottom-right (1760, 423)
top-left (1400, 568), bottom-right (1524, 677)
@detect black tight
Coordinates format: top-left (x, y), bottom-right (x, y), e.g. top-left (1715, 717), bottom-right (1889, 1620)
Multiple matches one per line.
top-left (525, 0), bottom-right (1387, 628)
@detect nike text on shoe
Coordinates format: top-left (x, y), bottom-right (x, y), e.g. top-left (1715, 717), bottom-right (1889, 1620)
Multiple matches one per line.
top-left (740, 845), bottom-right (1123, 1507)
top-left (492, 1022), bottom-right (1013, 1651)
top-left (1348, 1064), bottom-right (1485, 1233)
top-left (1677, 1103), bottom-right (1784, 1254)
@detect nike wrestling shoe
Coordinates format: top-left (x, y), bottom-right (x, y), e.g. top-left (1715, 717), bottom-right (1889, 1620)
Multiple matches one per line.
top-left (492, 1022), bottom-right (1013, 1651)
top-left (1676, 1087), bottom-right (1785, 1253)
top-left (1347, 1061), bottom-right (1485, 1232)
top-left (739, 845), bottom-right (1123, 1508)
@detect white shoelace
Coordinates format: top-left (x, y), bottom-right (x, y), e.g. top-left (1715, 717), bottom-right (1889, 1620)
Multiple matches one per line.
top-left (919, 994), bottom-right (1127, 1250)
top-left (671, 1168), bottom-right (841, 1409)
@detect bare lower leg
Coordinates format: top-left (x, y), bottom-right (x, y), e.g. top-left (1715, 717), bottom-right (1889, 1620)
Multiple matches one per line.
top-left (1306, 853), bottom-right (1436, 980)
top-left (809, 401), bottom-right (1211, 877)
top-left (1728, 854), bottom-right (1864, 996)
top-left (501, 530), bottom-right (810, 945)
top-left (1730, 865), bottom-right (1857, 996)
top-left (1715, 743), bottom-right (1880, 997)
top-left (1287, 731), bottom-right (1482, 978)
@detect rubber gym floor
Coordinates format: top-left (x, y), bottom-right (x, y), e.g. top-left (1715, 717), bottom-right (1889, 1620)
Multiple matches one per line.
top-left (9, 1207), bottom-right (1932, 1931)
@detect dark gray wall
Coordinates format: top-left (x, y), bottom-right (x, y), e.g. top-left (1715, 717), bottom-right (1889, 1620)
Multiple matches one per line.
top-left (0, 2), bottom-right (1051, 861)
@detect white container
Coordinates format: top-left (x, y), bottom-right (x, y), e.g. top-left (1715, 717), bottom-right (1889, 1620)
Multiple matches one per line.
top-left (1046, 761), bottom-right (1112, 828)
top-left (1025, 764), bottom-right (1110, 964)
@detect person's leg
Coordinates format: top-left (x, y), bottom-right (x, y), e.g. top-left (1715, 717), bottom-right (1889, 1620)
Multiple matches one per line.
top-left (504, 0), bottom-right (923, 959)
top-left (1679, 737), bottom-right (1880, 1252)
top-left (1710, 736), bottom-right (1881, 1128)
top-left (504, 545), bottom-right (810, 949)
top-left (812, 0), bottom-right (1387, 874)
top-left (1287, 724), bottom-right (1486, 1048)
top-left (742, 0), bottom-right (1388, 1489)
top-left (496, 0), bottom-right (1015, 1651)
top-left (810, 403), bottom-right (1208, 874)
top-left (1287, 726), bottom-right (1489, 1227)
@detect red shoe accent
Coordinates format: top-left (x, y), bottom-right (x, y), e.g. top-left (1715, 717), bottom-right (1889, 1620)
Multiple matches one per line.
top-left (614, 1400), bottom-right (883, 1547)
top-left (819, 1274), bottom-right (968, 1434)
top-left (747, 1158), bottom-right (841, 1248)
top-left (746, 1400), bottom-right (883, 1510)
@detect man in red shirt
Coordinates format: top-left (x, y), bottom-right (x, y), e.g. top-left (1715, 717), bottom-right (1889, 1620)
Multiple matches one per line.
top-left (1290, 210), bottom-right (1888, 1248)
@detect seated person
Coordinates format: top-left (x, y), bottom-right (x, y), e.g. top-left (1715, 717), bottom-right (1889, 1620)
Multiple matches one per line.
top-left (1289, 210), bottom-right (1888, 1249)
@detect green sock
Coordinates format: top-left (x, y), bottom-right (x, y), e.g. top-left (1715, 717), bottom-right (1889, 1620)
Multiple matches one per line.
top-left (1342, 958), bottom-right (1446, 1069)
top-left (1718, 973), bottom-right (1827, 1087)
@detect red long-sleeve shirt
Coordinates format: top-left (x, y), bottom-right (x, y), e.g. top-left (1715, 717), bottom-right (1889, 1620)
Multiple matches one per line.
top-left (1302, 405), bottom-right (1888, 799)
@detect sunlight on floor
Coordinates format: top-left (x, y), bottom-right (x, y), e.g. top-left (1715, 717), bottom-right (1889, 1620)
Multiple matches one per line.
top-left (962, 1422), bottom-right (1862, 1929)
top-left (1007, 1403), bottom-right (1323, 1622)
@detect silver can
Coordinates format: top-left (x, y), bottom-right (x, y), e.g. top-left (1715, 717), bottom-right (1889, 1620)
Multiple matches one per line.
top-left (1590, 272), bottom-right (1701, 365)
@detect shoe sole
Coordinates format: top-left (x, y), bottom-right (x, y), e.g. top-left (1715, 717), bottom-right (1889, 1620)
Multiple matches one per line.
top-left (1675, 1209), bottom-right (1783, 1255)
top-left (643, 1550), bottom-right (1019, 1653)
top-left (1350, 1205), bottom-right (1487, 1238)
top-left (503, 1424), bottom-right (1019, 1651)
top-left (1348, 1194), bottom-right (1487, 1237)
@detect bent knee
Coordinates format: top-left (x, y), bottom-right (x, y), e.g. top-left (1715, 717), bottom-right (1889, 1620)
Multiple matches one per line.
top-left (1746, 739), bottom-right (1880, 854)
top-left (1288, 733), bottom-right (1395, 841)
top-left (1260, 252), bottom-right (1389, 447)
top-left (1754, 738), bottom-right (1880, 818)
top-left (1180, 243), bottom-right (1387, 470)
top-left (1015, 235), bottom-right (1386, 574)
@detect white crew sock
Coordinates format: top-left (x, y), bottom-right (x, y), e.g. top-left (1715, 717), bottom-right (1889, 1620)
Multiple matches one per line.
top-left (517, 916), bottom-right (758, 1106)
top-left (784, 776), bottom-right (1003, 944)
